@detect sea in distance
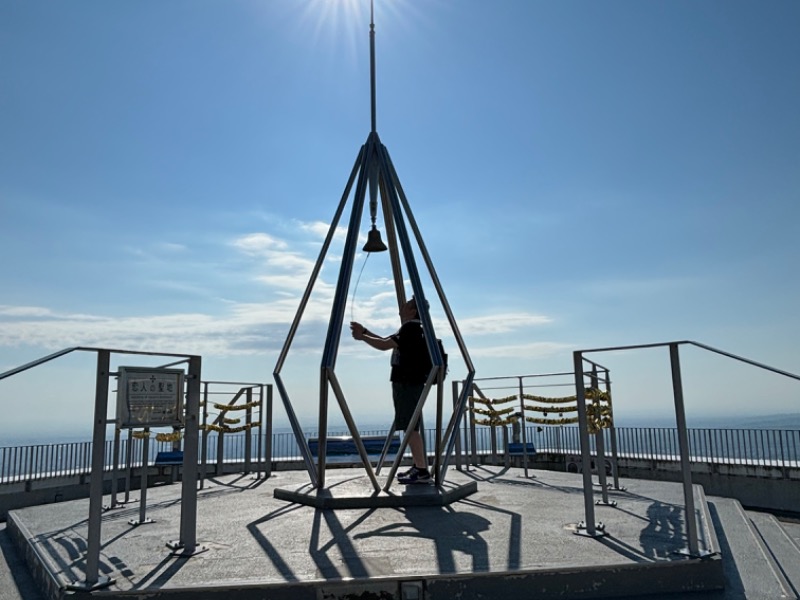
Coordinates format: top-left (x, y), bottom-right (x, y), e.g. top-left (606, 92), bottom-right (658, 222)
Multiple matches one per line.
top-left (3, 413), bottom-right (799, 449)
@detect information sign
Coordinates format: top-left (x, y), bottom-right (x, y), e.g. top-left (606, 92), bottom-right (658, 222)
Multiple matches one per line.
top-left (117, 367), bottom-right (185, 428)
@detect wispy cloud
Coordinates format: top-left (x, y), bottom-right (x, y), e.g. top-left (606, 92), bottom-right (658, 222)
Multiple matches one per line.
top-left (0, 221), bottom-right (558, 360)
top-left (470, 341), bottom-right (573, 359)
top-left (0, 303), bottom-right (319, 356)
top-left (231, 232), bottom-right (288, 256)
top-left (459, 313), bottom-right (552, 335)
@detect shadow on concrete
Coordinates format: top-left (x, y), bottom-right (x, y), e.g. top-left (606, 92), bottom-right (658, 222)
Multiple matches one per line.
top-left (353, 505), bottom-right (491, 574)
top-left (130, 553), bottom-right (189, 591)
top-left (639, 500), bottom-right (685, 559)
top-left (706, 500), bottom-right (746, 598)
top-left (0, 524), bottom-right (47, 600)
top-left (246, 503), bottom-right (306, 582)
top-left (461, 464), bottom-right (586, 496)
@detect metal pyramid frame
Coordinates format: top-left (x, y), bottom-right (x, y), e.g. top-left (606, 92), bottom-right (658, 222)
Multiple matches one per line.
top-left (272, 2), bottom-right (475, 498)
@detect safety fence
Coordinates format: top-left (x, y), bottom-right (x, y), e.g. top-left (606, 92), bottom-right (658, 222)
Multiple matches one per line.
top-left (2, 424), bottom-right (798, 486)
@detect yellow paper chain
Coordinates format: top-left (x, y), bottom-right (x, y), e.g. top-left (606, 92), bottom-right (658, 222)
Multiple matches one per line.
top-left (213, 399), bottom-right (260, 412)
top-left (201, 421), bottom-right (261, 434)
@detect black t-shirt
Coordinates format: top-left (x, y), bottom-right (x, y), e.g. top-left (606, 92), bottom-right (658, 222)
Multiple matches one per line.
top-left (389, 320), bottom-right (431, 384)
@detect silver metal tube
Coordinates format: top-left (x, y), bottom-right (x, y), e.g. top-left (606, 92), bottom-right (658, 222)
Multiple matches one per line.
top-left (178, 355), bottom-right (202, 552)
top-left (84, 349), bottom-right (110, 585)
top-left (111, 428), bottom-right (121, 507)
top-left (139, 431), bottom-right (149, 525)
top-left (518, 376), bottom-right (529, 478)
top-left (573, 351), bottom-right (597, 536)
top-left (383, 377), bottom-right (435, 491)
top-left (327, 369), bottom-right (380, 490)
top-left (200, 382), bottom-right (209, 489)
top-left (375, 418), bottom-right (397, 475)
top-left (452, 381), bottom-right (463, 471)
top-left (244, 387), bottom-right (253, 475)
top-left (316, 139), bottom-right (373, 488)
top-left (265, 384), bottom-right (273, 479)
top-left (274, 147), bottom-right (365, 374)
top-left (669, 343), bottom-right (700, 556)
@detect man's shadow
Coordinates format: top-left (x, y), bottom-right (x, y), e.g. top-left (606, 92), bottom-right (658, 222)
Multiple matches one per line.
top-left (353, 506), bottom-right (491, 574)
top-left (639, 500), bottom-right (685, 558)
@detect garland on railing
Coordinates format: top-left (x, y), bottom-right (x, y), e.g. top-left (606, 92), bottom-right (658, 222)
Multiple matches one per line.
top-left (524, 404), bottom-right (579, 415)
top-left (469, 387), bottom-right (613, 432)
top-left (470, 395), bottom-right (517, 405)
top-left (522, 388), bottom-right (609, 404)
top-left (525, 416), bottom-right (579, 426)
top-left (130, 430), bottom-right (184, 442)
top-left (222, 417), bottom-right (241, 424)
top-left (201, 421), bottom-right (261, 434)
top-left (522, 393), bottom-right (577, 404)
top-left (587, 402), bottom-right (613, 434)
top-left (213, 399), bottom-right (260, 411)
top-left (472, 415), bottom-right (519, 427)
top-left (472, 406), bottom-right (515, 417)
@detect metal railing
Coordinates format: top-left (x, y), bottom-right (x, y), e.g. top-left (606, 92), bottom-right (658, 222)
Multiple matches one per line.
top-left (3, 424), bottom-right (799, 486)
top-left (572, 340), bottom-right (800, 557)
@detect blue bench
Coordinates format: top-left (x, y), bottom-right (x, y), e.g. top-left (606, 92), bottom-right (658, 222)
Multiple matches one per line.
top-left (154, 451), bottom-right (183, 466)
top-left (508, 442), bottom-right (536, 456)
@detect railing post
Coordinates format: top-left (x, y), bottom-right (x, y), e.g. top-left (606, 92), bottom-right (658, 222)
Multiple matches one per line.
top-left (265, 384), bottom-right (273, 478)
top-left (453, 380), bottom-right (463, 471)
top-left (573, 351), bottom-right (604, 537)
top-left (244, 387), bottom-right (253, 475)
top-left (68, 349), bottom-right (113, 591)
top-left (518, 376), bottom-right (531, 477)
top-left (669, 343), bottom-right (703, 557)
top-left (170, 354), bottom-right (204, 556)
top-left (110, 428), bottom-right (122, 508)
top-left (129, 430), bottom-right (152, 526)
top-left (469, 392), bottom-right (478, 467)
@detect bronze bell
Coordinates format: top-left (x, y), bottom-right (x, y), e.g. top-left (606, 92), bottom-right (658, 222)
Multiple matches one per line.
top-left (363, 225), bottom-right (388, 252)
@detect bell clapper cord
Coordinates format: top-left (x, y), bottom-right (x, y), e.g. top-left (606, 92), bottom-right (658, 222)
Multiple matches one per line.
top-left (350, 251), bottom-right (372, 324)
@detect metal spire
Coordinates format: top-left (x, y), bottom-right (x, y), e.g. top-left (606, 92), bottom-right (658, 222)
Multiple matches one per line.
top-left (369, 0), bottom-right (377, 133)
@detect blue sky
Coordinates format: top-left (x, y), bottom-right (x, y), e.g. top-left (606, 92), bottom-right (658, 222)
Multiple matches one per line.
top-left (2, 0), bottom-right (799, 443)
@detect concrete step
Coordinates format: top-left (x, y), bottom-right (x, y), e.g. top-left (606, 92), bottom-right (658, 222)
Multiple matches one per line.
top-left (746, 510), bottom-right (800, 598)
top-left (0, 523), bottom-right (46, 600)
top-left (708, 496), bottom-right (797, 599)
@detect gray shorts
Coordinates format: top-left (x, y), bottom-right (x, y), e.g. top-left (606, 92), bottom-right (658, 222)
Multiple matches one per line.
top-left (392, 382), bottom-right (424, 431)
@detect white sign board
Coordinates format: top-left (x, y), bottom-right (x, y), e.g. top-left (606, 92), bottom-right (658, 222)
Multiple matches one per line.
top-left (117, 367), bottom-right (185, 428)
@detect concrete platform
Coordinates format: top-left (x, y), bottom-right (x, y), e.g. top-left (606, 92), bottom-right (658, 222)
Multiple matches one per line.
top-left (6, 466), bottom-right (724, 599)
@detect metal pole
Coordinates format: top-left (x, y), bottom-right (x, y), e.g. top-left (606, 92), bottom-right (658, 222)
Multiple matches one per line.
top-left (200, 381), bottom-right (209, 489)
top-left (669, 343), bottom-right (701, 556)
top-left (573, 351), bottom-right (601, 537)
top-left (453, 381), bottom-right (463, 471)
top-left (273, 146), bottom-right (366, 489)
top-left (605, 370), bottom-right (622, 490)
top-left (590, 367), bottom-right (611, 505)
top-left (256, 385), bottom-right (263, 478)
top-left (376, 418), bottom-right (397, 476)
top-left (178, 354), bottom-right (202, 554)
top-left (244, 387), bottom-right (253, 475)
top-left (80, 349), bottom-right (113, 589)
top-left (265, 384), bottom-right (273, 479)
top-left (110, 427), bottom-right (121, 507)
top-left (124, 430), bottom-right (133, 504)
top-left (469, 393), bottom-right (478, 467)
top-left (134, 430), bottom-right (151, 525)
top-left (518, 376), bottom-right (530, 478)
top-left (369, 0), bottom-right (377, 133)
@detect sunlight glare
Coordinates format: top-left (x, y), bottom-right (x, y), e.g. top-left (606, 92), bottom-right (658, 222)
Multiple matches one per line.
top-left (296, 0), bottom-right (424, 65)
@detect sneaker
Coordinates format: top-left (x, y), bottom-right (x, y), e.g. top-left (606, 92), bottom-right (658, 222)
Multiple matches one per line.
top-left (398, 467), bottom-right (432, 485)
top-left (397, 465), bottom-right (417, 479)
